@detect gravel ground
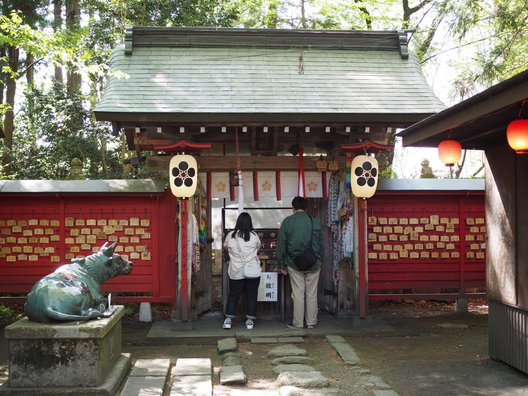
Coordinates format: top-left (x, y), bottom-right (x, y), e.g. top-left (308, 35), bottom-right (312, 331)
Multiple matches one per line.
top-left (3, 300), bottom-right (528, 395)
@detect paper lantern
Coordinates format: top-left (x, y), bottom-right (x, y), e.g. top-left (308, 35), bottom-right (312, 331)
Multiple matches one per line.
top-left (351, 155), bottom-right (379, 199)
top-left (438, 139), bottom-right (462, 166)
top-left (169, 154), bottom-right (198, 198)
top-left (507, 119), bottom-right (528, 154)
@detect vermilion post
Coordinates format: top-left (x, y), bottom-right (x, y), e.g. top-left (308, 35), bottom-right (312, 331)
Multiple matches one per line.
top-left (276, 171), bottom-right (281, 201)
top-left (253, 171), bottom-right (259, 201)
top-left (180, 199), bottom-right (189, 321)
top-left (358, 198), bottom-right (368, 318)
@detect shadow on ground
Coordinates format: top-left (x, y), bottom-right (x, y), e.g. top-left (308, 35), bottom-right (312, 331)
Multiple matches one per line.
top-left (2, 300), bottom-right (528, 395)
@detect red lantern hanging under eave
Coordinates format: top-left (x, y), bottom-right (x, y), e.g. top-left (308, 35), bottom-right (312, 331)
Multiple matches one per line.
top-left (438, 139), bottom-right (462, 166)
top-left (507, 119), bottom-right (528, 154)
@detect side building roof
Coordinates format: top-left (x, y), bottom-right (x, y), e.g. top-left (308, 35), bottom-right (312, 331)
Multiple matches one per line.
top-left (0, 179), bottom-right (166, 194)
top-left (94, 27), bottom-right (445, 126)
top-left (399, 69), bottom-right (528, 150)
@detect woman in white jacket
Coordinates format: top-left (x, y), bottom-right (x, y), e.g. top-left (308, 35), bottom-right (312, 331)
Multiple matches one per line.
top-left (223, 212), bottom-right (261, 330)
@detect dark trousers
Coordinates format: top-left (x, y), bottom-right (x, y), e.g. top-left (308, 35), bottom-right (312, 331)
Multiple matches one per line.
top-left (225, 277), bottom-right (261, 319)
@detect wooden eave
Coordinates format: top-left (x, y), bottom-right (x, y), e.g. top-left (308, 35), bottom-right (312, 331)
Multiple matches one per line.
top-left (127, 124), bottom-right (398, 153)
top-left (112, 116), bottom-right (428, 151)
top-left (99, 112), bottom-right (434, 126)
top-left (400, 69), bottom-right (528, 150)
top-left (147, 155), bottom-right (349, 172)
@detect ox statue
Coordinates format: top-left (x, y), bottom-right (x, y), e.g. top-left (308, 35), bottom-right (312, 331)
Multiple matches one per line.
top-left (24, 242), bottom-right (132, 323)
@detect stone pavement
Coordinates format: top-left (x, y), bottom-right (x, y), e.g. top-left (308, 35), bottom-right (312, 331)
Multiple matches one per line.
top-left (6, 305), bottom-right (528, 395)
top-left (145, 310), bottom-right (394, 343)
top-left (119, 330), bottom-right (400, 396)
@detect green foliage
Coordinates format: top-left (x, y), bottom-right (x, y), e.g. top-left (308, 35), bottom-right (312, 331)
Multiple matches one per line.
top-left (5, 82), bottom-right (124, 179)
top-left (0, 11), bottom-right (53, 79)
top-left (442, 0), bottom-right (528, 96)
top-left (85, 0), bottom-right (239, 29)
top-left (122, 303), bottom-right (139, 317)
top-left (0, 10), bottom-right (102, 80)
top-left (0, 0), bottom-right (525, 180)
top-left (231, 0), bottom-right (403, 29)
top-left (379, 164), bottom-right (398, 179)
top-left (0, 304), bottom-right (14, 318)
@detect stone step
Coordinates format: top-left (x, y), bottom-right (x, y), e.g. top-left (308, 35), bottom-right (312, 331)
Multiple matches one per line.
top-left (120, 358), bottom-right (171, 396)
top-left (120, 376), bottom-right (166, 396)
top-left (121, 358), bottom-right (214, 396)
top-left (267, 344), bottom-right (307, 358)
top-left (130, 358), bottom-right (171, 377)
top-left (170, 374), bottom-right (213, 396)
top-left (170, 358), bottom-right (213, 395)
top-left (325, 334), bottom-right (361, 365)
top-left (279, 385), bottom-right (340, 395)
top-left (219, 364), bottom-right (247, 385)
top-left (273, 364), bottom-right (318, 374)
top-left (276, 371), bottom-right (330, 388)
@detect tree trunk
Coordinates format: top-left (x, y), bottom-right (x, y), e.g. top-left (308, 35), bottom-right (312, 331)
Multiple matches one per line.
top-left (354, 0), bottom-right (373, 29)
top-left (2, 46), bottom-right (19, 174)
top-left (66, 0), bottom-right (81, 90)
top-left (26, 53), bottom-right (35, 84)
top-left (301, 0), bottom-right (306, 28)
top-left (402, 0), bottom-right (411, 29)
top-left (53, 0), bottom-right (63, 83)
top-left (121, 133), bottom-right (128, 175)
top-left (0, 46), bottom-right (6, 107)
top-left (99, 135), bottom-right (109, 177)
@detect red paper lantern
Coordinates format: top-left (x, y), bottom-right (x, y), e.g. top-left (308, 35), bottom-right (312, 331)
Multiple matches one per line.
top-left (507, 119), bottom-right (528, 154)
top-left (438, 139), bottom-right (462, 166)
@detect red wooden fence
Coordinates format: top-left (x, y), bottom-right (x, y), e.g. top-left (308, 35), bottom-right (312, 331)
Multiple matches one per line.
top-left (0, 182), bottom-right (177, 303)
top-left (0, 179), bottom-right (485, 306)
top-left (367, 190), bottom-right (485, 300)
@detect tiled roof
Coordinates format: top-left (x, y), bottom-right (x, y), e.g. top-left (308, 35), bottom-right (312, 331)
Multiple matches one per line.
top-left (94, 27), bottom-right (445, 124)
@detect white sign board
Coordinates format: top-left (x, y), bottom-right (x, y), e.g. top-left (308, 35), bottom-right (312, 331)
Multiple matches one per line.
top-left (257, 272), bottom-right (278, 302)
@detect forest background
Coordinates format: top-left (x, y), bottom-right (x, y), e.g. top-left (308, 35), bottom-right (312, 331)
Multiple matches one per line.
top-left (0, 0), bottom-right (526, 180)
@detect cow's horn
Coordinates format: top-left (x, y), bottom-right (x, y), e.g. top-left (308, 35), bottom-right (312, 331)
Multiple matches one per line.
top-left (103, 241), bottom-right (117, 257)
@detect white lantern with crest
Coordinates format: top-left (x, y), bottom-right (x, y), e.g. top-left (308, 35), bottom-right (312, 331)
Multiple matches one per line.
top-left (169, 154), bottom-right (198, 198)
top-left (351, 155), bottom-right (379, 199)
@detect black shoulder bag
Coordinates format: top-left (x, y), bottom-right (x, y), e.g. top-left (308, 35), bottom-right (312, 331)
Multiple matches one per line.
top-left (293, 217), bottom-right (317, 271)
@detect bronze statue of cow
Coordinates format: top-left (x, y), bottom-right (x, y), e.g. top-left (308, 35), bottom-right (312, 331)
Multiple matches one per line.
top-left (24, 242), bottom-right (132, 323)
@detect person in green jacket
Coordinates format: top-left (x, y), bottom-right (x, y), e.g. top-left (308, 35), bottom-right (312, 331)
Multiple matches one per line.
top-left (277, 196), bottom-right (323, 329)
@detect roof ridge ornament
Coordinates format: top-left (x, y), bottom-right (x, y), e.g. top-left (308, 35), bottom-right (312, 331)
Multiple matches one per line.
top-left (125, 27), bottom-right (133, 56)
top-left (397, 30), bottom-right (409, 59)
top-left (123, 27), bottom-right (410, 52)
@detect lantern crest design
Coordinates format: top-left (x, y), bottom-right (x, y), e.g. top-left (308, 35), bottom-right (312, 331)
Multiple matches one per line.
top-left (351, 155), bottom-right (379, 199)
top-left (438, 139), bottom-right (462, 166)
top-left (169, 154), bottom-right (198, 198)
top-left (506, 119), bottom-right (528, 154)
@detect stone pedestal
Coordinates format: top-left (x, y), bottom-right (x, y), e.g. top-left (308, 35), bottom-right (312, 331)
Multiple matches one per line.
top-left (0, 305), bottom-right (130, 395)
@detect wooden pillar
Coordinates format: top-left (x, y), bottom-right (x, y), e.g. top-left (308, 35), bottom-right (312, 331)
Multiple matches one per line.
top-left (358, 198), bottom-right (368, 318)
top-left (180, 199), bottom-right (189, 321)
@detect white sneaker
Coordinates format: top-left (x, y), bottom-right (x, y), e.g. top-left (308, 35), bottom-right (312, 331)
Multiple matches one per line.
top-left (245, 319), bottom-right (254, 330)
top-left (223, 318), bottom-right (232, 329)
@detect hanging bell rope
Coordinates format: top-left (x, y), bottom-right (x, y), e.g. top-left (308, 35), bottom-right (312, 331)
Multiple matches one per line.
top-left (235, 127), bottom-right (241, 173)
top-left (235, 128), bottom-right (244, 213)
